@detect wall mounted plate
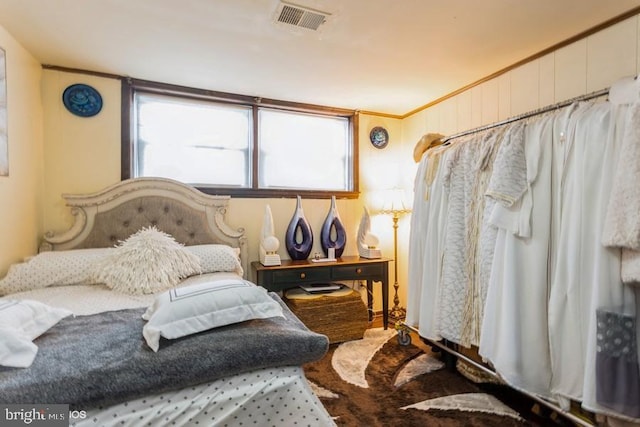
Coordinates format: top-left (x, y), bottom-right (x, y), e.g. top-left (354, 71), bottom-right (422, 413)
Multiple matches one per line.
top-left (369, 126), bottom-right (389, 149)
top-left (62, 83), bottom-right (103, 117)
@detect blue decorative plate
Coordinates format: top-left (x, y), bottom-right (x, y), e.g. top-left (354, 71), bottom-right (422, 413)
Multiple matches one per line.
top-left (62, 84), bottom-right (103, 117)
top-left (369, 126), bottom-right (389, 149)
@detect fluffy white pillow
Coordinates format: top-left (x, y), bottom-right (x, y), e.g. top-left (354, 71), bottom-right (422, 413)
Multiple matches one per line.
top-left (0, 298), bottom-right (72, 367)
top-left (0, 298), bottom-right (73, 340)
top-left (185, 244), bottom-right (243, 276)
top-left (142, 277), bottom-right (284, 352)
top-left (0, 248), bottom-right (114, 296)
top-left (91, 227), bottom-right (202, 295)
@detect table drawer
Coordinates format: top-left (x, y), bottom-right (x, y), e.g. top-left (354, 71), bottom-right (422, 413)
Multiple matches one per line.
top-left (332, 263), bottom-right (383, 280)
top-left (272, 268), bottom-right (331, 284)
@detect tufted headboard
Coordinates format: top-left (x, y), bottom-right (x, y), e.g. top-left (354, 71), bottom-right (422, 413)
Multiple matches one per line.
top-left (40, 177), bottom-right (249, 278)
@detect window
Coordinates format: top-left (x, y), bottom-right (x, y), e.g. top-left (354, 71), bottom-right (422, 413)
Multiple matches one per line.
top-left (135, 93), bottom-right (251, 187)
top-left (258, 109), bottom-right (350, 191)
top-left (122, 79), bottom-right (359, 198)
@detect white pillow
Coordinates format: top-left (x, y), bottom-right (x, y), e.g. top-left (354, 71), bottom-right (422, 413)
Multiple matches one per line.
top-left (185, 244), bottom-right (243, 276)
top-left (142, 277), bottom-right (284, 352)
top-left (91, 226), bottom-right (202, 295)
top-left (0, 248), bottom-right (113, 296)
top-left (0, 327), bottom-right (38, 368)
top-left (0, 298), bottom-right (72, 340)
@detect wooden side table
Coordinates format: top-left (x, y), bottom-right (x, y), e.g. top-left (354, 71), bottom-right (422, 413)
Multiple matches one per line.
top-left (251, 256), bottom-right (392, 329)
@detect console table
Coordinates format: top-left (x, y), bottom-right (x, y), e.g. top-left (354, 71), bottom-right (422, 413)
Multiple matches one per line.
top-left (251, 256), bottom-right (392, 329)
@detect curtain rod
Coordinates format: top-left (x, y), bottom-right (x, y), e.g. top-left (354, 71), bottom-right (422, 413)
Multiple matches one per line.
top-left (442, 87), bottom-right (610, 143)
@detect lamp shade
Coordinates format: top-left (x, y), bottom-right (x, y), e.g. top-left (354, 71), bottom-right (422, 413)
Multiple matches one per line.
top-left (380, 188), bottom-right (412, 216)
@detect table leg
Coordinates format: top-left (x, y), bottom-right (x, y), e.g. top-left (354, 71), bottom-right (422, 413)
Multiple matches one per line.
top-left (366, 280), bottom-right (373, 322)
top-left (381, 278), bottom-right (388, 330)
top-left (367, 279), bottom-right (388, 330)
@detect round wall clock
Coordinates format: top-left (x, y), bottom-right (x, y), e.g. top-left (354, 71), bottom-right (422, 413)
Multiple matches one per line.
top-left (369, 126), bottom-right (389, 149)
top-left (62, 83), bottom-right (103, 117)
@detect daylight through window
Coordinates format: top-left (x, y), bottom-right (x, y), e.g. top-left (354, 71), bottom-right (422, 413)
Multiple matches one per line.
top-left (123, 80), bottom-right (358, 198)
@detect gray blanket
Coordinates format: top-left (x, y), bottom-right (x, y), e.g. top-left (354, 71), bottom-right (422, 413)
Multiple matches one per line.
top-left (0, 294), bottom-right (328, 409)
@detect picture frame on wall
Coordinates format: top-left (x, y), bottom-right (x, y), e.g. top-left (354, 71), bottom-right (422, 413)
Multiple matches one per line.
top-left (0, 47), bottom-right (7, 177)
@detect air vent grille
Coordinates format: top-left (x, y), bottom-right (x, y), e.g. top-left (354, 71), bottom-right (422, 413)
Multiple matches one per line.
top-left (275, 2), bottom-right (329, 31)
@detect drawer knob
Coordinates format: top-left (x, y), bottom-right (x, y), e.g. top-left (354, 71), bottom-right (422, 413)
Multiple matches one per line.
top-left (356, 268), bottom-right (362, 274)
top-left (300, 273), bottom-right (306, 279)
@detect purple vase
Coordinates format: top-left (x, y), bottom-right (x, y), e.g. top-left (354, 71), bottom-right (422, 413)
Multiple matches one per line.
top-left (320, 196), bottom-right (346, 258)
top-left (285, 196), bottom-right (313, 260)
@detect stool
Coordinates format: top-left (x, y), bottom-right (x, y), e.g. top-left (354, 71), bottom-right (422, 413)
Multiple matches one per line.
top-left (284, 287), bottom-right (369, 344)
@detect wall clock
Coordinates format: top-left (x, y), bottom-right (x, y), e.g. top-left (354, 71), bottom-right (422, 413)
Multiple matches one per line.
top-left (62, 83), bottom-right (103, 117)
top-left (369, 126), bottom-right (389, 149)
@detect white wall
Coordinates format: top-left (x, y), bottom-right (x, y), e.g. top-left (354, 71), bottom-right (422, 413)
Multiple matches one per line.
top-left (41, 70), bottom-right (122, 234)
top-left (403, 15), bottom-right (640, 143)
top-left (0, 25), bottom-right (44, 276)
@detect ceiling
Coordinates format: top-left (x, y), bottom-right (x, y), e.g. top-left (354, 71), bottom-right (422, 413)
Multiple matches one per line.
top-left (1, 0), bottom-right (640, 116)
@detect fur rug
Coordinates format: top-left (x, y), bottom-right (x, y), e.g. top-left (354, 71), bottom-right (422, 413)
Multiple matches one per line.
top-left (303, 328), bottom-right (559, 427)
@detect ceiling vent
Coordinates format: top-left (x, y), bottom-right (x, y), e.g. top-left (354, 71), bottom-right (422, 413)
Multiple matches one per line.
top-left (275, 2), bottom-right (330, 31)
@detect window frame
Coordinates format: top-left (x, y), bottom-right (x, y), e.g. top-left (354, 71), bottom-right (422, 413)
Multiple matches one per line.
top-left (121, 78), bottom-right (359, 199)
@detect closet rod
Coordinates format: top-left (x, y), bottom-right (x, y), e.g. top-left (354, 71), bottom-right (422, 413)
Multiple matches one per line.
top-left (442, 87), bottom-right (610, 143)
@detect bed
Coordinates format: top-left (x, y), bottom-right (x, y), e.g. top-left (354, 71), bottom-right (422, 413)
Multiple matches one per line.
top-left (0, 177), bottom-right (334, 427)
